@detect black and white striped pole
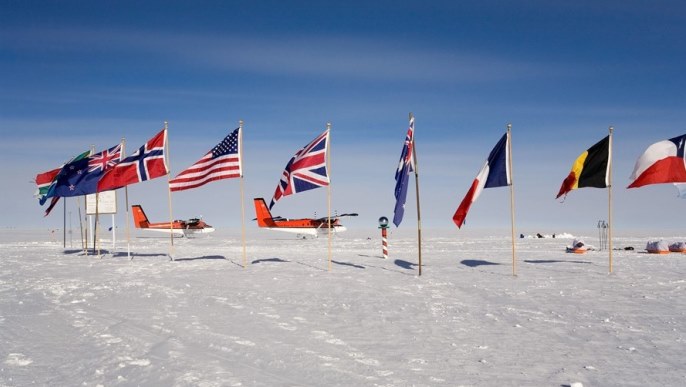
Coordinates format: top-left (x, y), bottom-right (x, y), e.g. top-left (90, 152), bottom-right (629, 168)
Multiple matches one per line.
top-left (379, 216), bottom-right (389, 259)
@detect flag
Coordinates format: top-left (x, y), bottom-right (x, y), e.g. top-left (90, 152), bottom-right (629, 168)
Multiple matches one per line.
top-left (556, 135), bottom-right (610, 199)
top-left (393, 116), bottom-right (414, 227)
top-left (269, 129), bottom-right (329, 209)
top-left (98, 129), bottom-right (168, 192)
top-left (47, 144), bottom-right (122, 198)
top-left (35, 150), bottom-right (90, 205)
top-left (627, 134), bottom-right (686, 189)
top-left (35, 168), bottom-right (62, 203)
top-left (453, 133), bottom-right (510, 228)
top-left (35, 150), bottom-right (91, 216)
top-left (169, 127), bottom-right (241, 192)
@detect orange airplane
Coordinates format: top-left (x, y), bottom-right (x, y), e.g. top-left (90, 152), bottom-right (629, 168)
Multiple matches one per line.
top-left (253, 198), bottom-right (357, 237)
top-left (131, 205), bottom-right (215, 236)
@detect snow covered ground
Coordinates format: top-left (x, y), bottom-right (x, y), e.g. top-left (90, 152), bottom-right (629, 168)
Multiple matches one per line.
top-left (1, 228), bottom-right (685, 386)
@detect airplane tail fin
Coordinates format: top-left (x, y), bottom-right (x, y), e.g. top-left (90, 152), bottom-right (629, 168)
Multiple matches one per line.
top-left (253, 198), bottom-right (277, 227)
top-left (131, 205), bottom-right (150, 228)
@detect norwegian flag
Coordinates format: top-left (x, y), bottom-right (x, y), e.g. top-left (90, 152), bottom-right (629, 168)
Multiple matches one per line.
top-left (269, 129), bottom-right (329, 209)
top-left (98, 129), bottom-right (168, 192)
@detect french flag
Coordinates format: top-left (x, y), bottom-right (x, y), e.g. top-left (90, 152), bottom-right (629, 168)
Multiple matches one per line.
top-left (453, 133), bottom-right (511, 228)
top-left (628, 134), bottom-right (686, 189)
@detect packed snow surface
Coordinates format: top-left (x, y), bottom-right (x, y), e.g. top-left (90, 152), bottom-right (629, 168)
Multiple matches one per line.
top-left (1, 229), bottom-right (685, 386)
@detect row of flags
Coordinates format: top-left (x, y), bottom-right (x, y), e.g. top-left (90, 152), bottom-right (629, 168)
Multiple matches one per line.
top-left (393, 128), bottom-right (686, 228)
top-left (36, 122), bottom-right (685, 227)
top-left (35, 125), bottom-right (329, 219)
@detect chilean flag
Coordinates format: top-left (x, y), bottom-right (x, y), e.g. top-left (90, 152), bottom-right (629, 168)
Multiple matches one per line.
top-left (627, 134), bottom-right (686, 189)
top-left (453, 133), bottom-right (510, 228)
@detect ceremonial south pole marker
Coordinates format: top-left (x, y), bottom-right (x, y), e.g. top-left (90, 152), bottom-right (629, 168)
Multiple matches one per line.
top-left (378, 216), bottom-right (389, 259)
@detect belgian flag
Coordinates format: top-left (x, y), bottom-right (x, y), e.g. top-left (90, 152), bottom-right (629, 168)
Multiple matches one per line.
top-left (556, 135), bottom-right (610, 199)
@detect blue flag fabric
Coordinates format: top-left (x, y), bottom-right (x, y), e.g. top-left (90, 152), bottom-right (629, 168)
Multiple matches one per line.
top-left (393, 117), bottom-right (415, 227)
top-left (47, 144), bottom-right (121, 198)
top-left (484, 133), bottom-right (510, 188)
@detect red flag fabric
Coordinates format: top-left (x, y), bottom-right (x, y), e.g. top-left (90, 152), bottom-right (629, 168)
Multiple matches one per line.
top-left (98, 129), bottom-right (168, 192)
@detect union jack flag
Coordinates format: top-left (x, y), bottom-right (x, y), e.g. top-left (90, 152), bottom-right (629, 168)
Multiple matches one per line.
top-left (88, 143), bottom-right (122, 173)
top-left (393, 116), bottom-right (414, 227)
top-left (98, 129), bottom-right (168, 192)
top-left (269, 129), bottom-right (329, 209)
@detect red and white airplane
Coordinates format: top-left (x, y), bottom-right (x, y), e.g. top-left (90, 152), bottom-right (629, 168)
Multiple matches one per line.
top-left (132, 205), bottom-right (215, 236)
top-left (253, 198), bottom-right (357, 237)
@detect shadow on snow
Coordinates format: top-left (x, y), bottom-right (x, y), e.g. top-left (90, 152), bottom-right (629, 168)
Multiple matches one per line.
top-left (174, 255), bottom-right (227, 262)
top-left (460, 259), bottom-right (501, 267)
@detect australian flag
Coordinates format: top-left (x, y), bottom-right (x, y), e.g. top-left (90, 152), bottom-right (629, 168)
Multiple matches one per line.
top-left (269, 129), bottom-right (329, 210)
top-left (393, 116), bottom-right (415, 227)
top-left (47, 144), bottom-right (122, 198)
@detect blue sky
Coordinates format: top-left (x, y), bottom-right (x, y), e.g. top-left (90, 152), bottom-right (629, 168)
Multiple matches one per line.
top-left (1, 1), bottom-right (685, 232)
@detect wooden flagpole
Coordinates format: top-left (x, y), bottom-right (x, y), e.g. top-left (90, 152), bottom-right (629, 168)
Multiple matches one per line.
top-left (83, 196), bottom-right (89, 255)
top-left (164, 121), bottom-right (175, 260)
top-left (125, 186), bottom-right (132, 259)
top-left (239, 120), bottom-right (248, 268)
top-left (96, 192), bottom-right (101, 257)
top-left (89, 144), bottom-right (96, 255)
top-left (507, 123), bottom-right (517, 276)
top-left (326, 122), bottom-right (333, 272)
top-left (78, 201), bottom-right (84, 252)
top-left (608, 126), bottom-right (614, 273)
top-left (63, 198), bottom-right (67, 248)
top-left (121, 138), bottom-right (132, 260)
top-left (410, 113), bottom-right (423, 276)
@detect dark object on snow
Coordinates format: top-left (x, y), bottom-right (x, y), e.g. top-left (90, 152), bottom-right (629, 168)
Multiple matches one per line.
top-left (520, 233), bottom-right (524, 238)
top-left (624, 246), bottom-right (634, 251)
top-left (536, 233), bottom-right (543, 238)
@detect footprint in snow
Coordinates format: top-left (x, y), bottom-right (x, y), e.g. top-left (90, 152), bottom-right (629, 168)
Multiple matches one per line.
top-left (235, 340), bottom-right (256, 347)
top-left (5, 353), bottom-right (33, 366)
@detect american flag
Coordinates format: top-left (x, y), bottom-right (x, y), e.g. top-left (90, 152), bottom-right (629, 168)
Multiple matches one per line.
top-left (269, 129), bottom-right (329, 209)
top-left (393, 116), bottom-right (414, 227)
top-left (169, 127), bottom-right (242, 192)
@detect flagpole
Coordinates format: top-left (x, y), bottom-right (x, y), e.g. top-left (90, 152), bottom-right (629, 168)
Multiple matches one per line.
top-left (327, 122), bottom-right (333, 272)
top-left (95, 192), bottom-right (101, 257)
top-left (239, 120), bottom-right (247, 268)
top-left (83, 196), bottom-right (89, 255)
top-left (608, 126), bottom-right (614, 273)
top-left (410, 112), bottom-right (423, 276)
top-left (78, 203), bottom-right (84, 252)
top-left (507, 123), bottom-right (517, 276)
top-left (121, 138), bottom-right (131, 260)
top-left (90, 144), bottom-right (96, 255)
top-left (164, 121), bottom-right (175, 260)
top-left (63, 198), bottom-right (67, 248)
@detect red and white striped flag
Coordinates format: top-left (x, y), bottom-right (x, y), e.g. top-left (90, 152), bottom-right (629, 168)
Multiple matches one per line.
top-left (169, 127), bottom-right (242, 192)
